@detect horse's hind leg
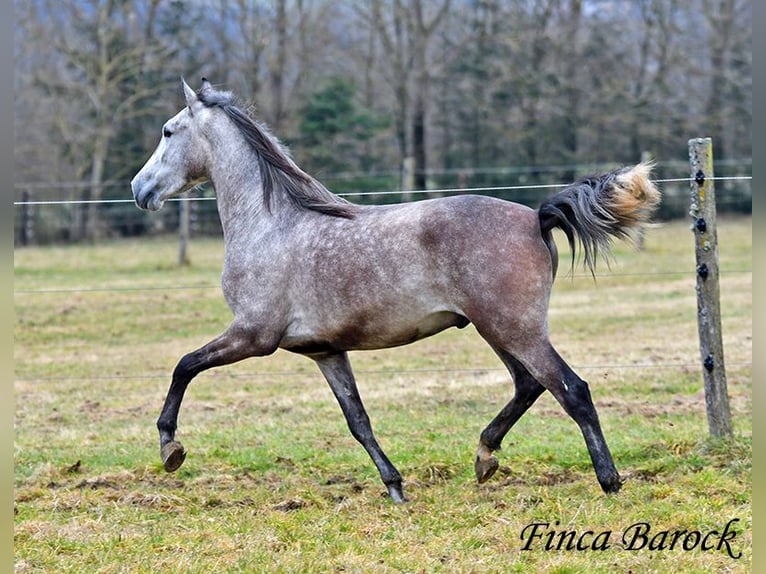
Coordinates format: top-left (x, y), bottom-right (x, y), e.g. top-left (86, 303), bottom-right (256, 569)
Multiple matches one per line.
top-left (475, 350), bottom-right (546, 483)
top-left (519, 342), bottom-right (622, 493)
top-left (157, 323), bottom-right (273, 472)
top-left (313, 351), bottom-right (406, 503)
top-left (558, 360), bottom-right (622, 493)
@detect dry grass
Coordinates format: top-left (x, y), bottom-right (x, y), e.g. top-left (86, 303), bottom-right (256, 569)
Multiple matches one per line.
top-left (14, 217), bottom-right (751, 573)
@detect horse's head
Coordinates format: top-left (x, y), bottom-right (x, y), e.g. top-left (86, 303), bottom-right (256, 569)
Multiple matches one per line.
top-left (131, 79), bottom-right (213, 211)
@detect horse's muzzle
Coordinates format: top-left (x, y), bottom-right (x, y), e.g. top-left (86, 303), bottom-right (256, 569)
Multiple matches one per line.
top-left (131, 180), bottom-right (162, 211)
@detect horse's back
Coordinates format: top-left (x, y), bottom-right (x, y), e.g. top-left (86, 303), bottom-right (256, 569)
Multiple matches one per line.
top-left (414, 194), bottom-right (541, 245)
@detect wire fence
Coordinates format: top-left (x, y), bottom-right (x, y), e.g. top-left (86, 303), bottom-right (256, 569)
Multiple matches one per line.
top-left (14, 168), bottom-right (752, 384)
top-left (12, 157), bottom-right (753, 194)
top-left (13, 175), bottom-right (753, 207)
top-left (13, 157), bottom-right (753, 246)
top-left (12, 267), bottom-right (754, 295)
top-left (10, 359), bottom-right (755, 385)
top-left (11, 170), bottom-right (753, 296)
top-left (12, 176), bottom-right (753, 206)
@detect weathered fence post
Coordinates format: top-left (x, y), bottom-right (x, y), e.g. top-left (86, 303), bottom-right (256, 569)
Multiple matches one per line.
top-left (401, 156), bottom-right (414, 202)
top-left (20, 190), bottom-right (32, 246)
top-left (688, 137), bottom-right (732, 438)
top-left (178, 198), bottom-right (190, 266)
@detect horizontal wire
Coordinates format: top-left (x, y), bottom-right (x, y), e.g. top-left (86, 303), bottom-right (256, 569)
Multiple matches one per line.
top-left (12, 159), bottom-right (753, 189)
top-left (14, 284), bottom-right (220, 294)
top-left (13, 268), bottom-right (752, 295)
top-left (12, 176), bottom-right (753, 206)
top-left (14, 361), bottom-right (753, 384)
top-left (13, 171), bottom-right (752, 385)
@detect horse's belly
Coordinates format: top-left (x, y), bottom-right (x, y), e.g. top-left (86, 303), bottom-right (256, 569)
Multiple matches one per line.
top-left (280, 309), bottom-right (469, 355)
top-left (412, 310), bottom-right (470, 340)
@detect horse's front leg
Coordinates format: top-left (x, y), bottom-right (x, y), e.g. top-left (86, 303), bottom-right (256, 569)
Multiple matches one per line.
top-left (157, 323), bottom-right (273, 472)
top-left (313, 351), bottom-right (406, 503)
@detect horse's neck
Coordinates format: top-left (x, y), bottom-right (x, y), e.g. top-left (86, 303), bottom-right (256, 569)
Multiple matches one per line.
top-left (208, 140), bottom-right (275, 240)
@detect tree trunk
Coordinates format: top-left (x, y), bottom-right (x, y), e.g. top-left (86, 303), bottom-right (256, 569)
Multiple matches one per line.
top-left (84, 132), bottom-right (109, 241)
top-left (705, 0), bottom-right (736, 160)
top-left (561, 0), bottom-right (582, 175)
top-left (271, 0), bottom-right (287, 131)
top-left (412, 98), bottom-right (426, 190)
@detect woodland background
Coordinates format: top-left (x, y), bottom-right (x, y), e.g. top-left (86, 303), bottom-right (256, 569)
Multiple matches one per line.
top-left (14, 0), bottom-right (752, 243)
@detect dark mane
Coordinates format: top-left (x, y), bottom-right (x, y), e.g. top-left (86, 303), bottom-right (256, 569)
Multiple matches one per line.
top-left (196, 86), bottom-right (357, 218)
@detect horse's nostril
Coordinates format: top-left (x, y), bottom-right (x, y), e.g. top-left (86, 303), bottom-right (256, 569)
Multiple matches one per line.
top-left (135, 190), bottom-right (152, 210)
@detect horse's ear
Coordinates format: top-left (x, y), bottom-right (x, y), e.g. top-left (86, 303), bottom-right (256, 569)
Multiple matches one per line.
top-left (182, 77), bottom-right (197, 109)
top-left (201, 77), bottom-right (213, 92)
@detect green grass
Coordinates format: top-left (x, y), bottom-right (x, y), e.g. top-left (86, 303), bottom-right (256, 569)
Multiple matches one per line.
top-left (14, 217), bottom-right (751, 573)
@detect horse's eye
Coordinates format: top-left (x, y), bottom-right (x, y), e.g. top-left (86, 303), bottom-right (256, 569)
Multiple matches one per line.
top-left (163, 127), bottom-right (172, 138)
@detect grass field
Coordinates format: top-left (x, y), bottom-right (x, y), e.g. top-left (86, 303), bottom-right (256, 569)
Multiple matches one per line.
top-left (14, 217), bottom-right (751, 573)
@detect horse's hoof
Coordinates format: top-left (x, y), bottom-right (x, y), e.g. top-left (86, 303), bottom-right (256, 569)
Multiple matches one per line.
top-left (161, 441), bottom-right (186, 472)
top-left (387, 482), bottom-right (408, 504)
top-left (475, 454), bottom-right (499, 484)
top-left (600, 473), bottom-right (623, 494)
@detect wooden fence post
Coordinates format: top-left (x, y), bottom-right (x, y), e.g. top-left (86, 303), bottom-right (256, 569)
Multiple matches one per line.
top-left (401, 156), bottom-right (414, 202)
top-left (688, 137), bottom-right (732, 438)
top-left (178, 198), bottom-right (190, 266)
top-left (20, 190), bottom-right (32, 246)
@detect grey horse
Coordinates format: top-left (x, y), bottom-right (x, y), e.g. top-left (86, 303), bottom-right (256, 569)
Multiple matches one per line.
top-left (131, 79), bottom-right (660, 502)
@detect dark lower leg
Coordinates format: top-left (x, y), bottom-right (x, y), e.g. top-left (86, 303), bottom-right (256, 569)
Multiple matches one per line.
top-left (494, 342), bottom-right (621, 493)
top-left (315, 352), bottom-right (405, 502)
top-left (551, 360), bottom-right (621, 493)
top-left (157, 325), bottom-right (269, 472)
top-left (476, 353), bottom-right (546, 483)
top-left (157, 356), bottom-right (197, 472)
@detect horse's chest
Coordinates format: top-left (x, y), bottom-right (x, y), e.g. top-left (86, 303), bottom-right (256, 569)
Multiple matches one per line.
top-left (220, 257), bottom-right (289, 313)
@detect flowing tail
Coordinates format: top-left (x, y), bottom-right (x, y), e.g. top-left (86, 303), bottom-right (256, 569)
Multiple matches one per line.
top-left (538, 162), bottom-right (661, 275)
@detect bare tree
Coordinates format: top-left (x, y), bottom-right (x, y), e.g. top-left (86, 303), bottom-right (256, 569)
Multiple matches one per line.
top-left (357, 0), bottom-right (449, 190)
top-left (270, 0), bottom-right (288, 131)
top-left (626, 0), bottom-right (679, 160)
top-left (14, 0), bottom-right (751, 246)
top-left (702, 0), bottom-right (751, 160)
top-left (360, 0), bottom-right (412, 170)
top-left (21, 0), bottom-right (171, 240)
top-left (410, 0), bottom-right (450, 189)
top-left (558, 0), bottom-right (583, 171)
top-left (514, 0), bottom-right (556, 168)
